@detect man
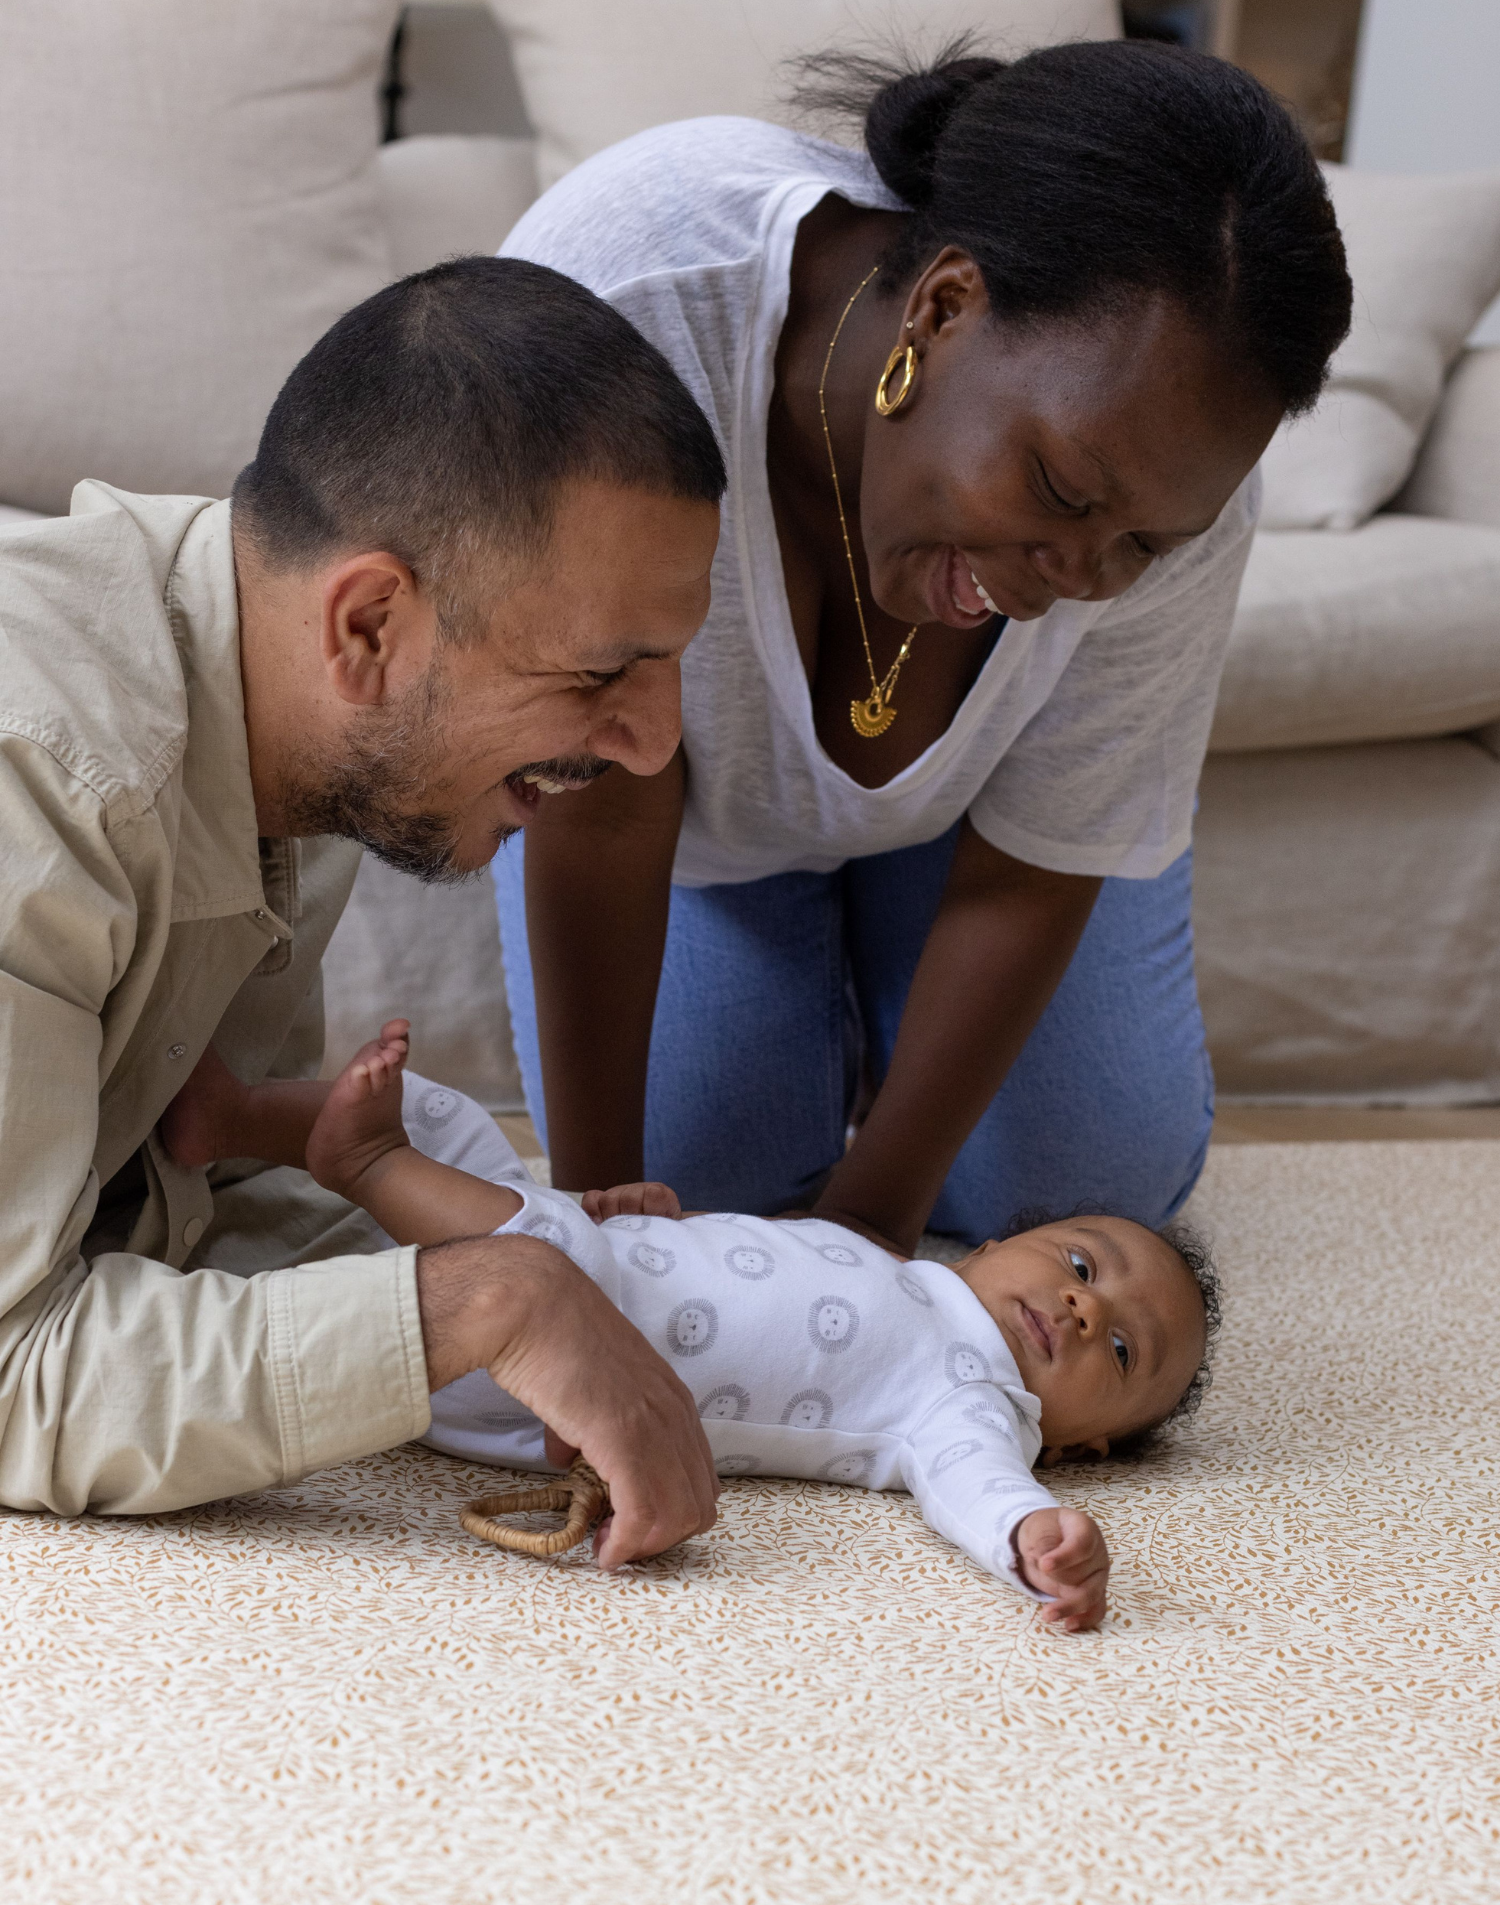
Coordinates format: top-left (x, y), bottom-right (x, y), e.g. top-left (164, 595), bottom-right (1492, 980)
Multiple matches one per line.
top-left (0, 257), bottom-right (725, 1566)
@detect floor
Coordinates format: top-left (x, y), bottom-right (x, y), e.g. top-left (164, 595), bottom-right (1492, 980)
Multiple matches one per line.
top-left (8, 1138), bottom-right (1496, 1901)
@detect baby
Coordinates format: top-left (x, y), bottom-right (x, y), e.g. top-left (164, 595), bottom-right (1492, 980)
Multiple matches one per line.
top-left (166, 1022), bottom-right (1219, 1633)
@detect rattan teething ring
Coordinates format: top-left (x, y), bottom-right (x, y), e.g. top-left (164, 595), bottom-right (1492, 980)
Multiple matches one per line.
top-left (460, 1457), bottom-right (610, 1557)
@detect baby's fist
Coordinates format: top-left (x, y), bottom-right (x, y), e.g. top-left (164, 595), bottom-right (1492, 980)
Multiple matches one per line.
top-left (1014, 1507), bottom-right (1110, 1632)
top-left (582, 1181), bottom-right (683, 1224)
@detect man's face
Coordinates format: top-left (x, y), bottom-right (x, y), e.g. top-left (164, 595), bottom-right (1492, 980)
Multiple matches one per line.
top-left (952, 1217), bottom-right (1207, 1458)
top-left (308, 478), bottom-right (719, 881)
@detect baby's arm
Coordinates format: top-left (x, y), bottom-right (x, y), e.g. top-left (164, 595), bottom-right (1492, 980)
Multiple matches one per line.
top-left (902, 1385), bottom-right (1110, 1630)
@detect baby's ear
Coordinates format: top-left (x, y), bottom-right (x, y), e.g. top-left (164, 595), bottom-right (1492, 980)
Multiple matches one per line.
top-left (1039, 1435), bottom-right (1110, 1469)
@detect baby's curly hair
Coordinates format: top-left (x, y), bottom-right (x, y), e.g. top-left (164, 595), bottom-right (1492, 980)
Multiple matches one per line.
top-left (999, 1205), bottom-right (1223, 1454)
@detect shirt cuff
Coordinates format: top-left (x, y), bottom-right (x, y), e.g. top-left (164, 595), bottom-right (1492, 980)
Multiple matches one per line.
top-left (265, 1243), bottom-right (431, 1481)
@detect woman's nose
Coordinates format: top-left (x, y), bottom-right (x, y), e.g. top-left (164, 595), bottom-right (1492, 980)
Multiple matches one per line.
top-left (1027, 537), bottom-right (1102, 600)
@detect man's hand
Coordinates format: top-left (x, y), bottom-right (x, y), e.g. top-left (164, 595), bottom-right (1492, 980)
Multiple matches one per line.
top-left (581, 1181), bottom-right (683, 1224)
top-left (1014, 1507), bottom-right (1110, 1632)
top-left (417, 1234), bottom-right (718, 1569)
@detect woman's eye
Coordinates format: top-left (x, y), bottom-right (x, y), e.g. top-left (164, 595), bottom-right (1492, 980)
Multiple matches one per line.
top-left (1068, 1250), bottom-right (1091, 1281)
top-left (1111, 1332), bottom-right (1130, 1372)
top-left (1130, 533), bottom-right (1157, 561)
top-left (1038, 465), bottom-right (1086, 514)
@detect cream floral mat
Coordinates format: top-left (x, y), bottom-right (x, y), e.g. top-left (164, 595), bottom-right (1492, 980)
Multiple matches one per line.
top-left (4, 1141), bottom-right (1497, 1904)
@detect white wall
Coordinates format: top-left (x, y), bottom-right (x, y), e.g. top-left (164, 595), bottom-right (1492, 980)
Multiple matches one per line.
top-left (1346, 0), bottom-right (1500, 342)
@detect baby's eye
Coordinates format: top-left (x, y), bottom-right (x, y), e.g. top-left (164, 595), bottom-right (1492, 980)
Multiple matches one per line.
top-left (1067, 1249), bottom-right (1091, 1281)
top-left (1111, 1332), bottom-right (1130, 1372)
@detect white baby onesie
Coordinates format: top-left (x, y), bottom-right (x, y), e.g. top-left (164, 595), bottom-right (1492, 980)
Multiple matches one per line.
top-left (402, 1075), bottom-right (1060, 1598)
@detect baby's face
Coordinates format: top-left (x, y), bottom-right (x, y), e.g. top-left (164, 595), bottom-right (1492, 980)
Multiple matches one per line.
top-left (952, 1217), bottom-right (1206, 1460)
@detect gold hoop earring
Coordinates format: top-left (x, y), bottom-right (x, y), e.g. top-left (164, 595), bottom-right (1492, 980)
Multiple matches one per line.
top-left (875, 343), bottom-right (917, 416)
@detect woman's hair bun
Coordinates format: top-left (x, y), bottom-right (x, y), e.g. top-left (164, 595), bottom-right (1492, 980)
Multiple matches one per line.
top-left (863, 55), bottom-right (1005, 209)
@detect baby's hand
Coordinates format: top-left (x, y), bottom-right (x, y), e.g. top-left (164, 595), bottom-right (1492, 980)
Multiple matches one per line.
top-left (581, 1181), bottom-right (683, 1224)
top-left (1014, 1508), bottom-right (1110, 1632)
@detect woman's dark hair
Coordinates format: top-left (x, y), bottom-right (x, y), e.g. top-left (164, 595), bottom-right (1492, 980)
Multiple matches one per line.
top-left (795, 37), bottom-right (1351, 415)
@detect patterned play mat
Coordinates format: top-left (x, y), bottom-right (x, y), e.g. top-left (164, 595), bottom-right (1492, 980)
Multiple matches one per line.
top-left (3, 1142), bottom-right (1496, 1904)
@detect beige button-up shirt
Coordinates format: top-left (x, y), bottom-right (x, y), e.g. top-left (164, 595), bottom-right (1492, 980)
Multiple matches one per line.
top-left (0, 483), bottom-right (431, 1515)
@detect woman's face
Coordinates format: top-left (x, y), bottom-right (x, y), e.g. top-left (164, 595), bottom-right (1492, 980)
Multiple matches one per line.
top-left (856, 252), bottom-right (1284, 627)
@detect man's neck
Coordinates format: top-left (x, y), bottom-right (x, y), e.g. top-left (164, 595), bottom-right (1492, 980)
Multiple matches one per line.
top-left (232, 523), bottom-right (322, 839)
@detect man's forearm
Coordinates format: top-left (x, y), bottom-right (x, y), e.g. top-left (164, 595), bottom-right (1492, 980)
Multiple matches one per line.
top-left (524, 752), bottom-right (683, 1189)
top-left (817, 826), bottom-right (1100, 1252)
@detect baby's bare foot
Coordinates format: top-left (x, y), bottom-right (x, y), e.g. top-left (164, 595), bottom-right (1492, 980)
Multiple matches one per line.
top-left (305, 1020), bottom-right (412, 1201)
top-left (161, 1045), bottom-right (247, 1170)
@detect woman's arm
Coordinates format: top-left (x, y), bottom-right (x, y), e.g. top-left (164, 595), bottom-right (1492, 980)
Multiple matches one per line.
top-left (523, 749), bottom-right (685, 1190)
top-left (814, 822), bottom-right (1101, 1255)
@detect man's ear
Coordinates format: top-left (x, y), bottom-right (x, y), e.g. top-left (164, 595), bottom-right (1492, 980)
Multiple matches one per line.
top-left (320, 552), bottom-right (434, 707)
top-left (1039, 1435), bottom-right (1111, 1469)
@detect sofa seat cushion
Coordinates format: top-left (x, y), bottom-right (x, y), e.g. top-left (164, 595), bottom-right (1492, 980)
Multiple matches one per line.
top-left (1210, 515), bottom-right (1500, 753)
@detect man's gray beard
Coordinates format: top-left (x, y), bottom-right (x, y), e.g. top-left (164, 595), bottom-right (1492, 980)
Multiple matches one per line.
top-left (287, 681), bottom-right (614, 886)
top-left (288, 680), bottom-right (483, 887)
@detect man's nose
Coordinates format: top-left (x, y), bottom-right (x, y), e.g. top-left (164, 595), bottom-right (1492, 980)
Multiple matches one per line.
top-left (589, 660), bottom-right (682, 777)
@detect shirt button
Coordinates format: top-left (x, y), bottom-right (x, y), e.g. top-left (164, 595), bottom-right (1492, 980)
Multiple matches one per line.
top-left (182, 1217), bottom-right (205, 1250)
top-left (168, 1043), bottom-right (187, 1060)
top-left (254, 909), bottom-right (267, 921)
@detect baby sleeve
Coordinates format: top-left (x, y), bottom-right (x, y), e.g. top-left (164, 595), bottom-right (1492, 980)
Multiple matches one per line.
top-left (899, 1384), bottom-right (1060, 1599)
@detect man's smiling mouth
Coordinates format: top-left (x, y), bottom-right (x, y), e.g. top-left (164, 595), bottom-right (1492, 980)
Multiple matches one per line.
top-left (503, 755), bottom-right (613, 810)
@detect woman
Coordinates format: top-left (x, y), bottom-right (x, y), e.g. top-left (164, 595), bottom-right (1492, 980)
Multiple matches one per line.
top-left (493, 40), bottom-right (1350, 1254)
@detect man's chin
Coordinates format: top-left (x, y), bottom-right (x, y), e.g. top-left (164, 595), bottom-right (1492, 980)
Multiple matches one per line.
top-left (354, 819), bottom-right (513, 887)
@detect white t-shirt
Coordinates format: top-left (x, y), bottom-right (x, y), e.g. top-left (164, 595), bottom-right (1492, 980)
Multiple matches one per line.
top-left (503, 117), bottom-right (1259, 887)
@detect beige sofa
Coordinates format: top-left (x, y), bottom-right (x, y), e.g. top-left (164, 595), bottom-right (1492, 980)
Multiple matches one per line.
top-left (2, 0), bottom-right (1497, 1108)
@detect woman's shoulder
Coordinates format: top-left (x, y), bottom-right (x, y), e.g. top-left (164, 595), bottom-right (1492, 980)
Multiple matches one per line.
top-left (501, 117), bottom-right (893, 295)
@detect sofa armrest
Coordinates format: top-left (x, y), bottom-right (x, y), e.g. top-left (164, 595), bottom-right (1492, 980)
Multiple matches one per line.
top-left (377, 133), bottom-right (539, 278)
top-left (1397, 346), bottom-right (1500, 530)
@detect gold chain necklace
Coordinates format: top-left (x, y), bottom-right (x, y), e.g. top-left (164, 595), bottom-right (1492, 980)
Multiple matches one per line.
top-left (817, 268), bottom-right (919, 739)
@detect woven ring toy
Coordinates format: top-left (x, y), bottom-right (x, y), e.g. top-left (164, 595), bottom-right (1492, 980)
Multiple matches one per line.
top-left (460, 1457), bottom-right (610, 1558)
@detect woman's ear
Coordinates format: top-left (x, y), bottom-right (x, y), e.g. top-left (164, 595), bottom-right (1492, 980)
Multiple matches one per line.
top-left (1039, 1435), bottom-right (1111, 1469)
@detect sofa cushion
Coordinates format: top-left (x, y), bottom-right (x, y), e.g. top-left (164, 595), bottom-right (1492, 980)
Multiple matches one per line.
top-left (1210, 515), bottom-right (1500, 753)
top-left (486, 0), bottom-right (1118, 192)
top-left (377, 134), bottom-right (540, 277)
top-left (0, 1), bottom-right (397, 515)
top-left (1397, 346), bottom-right (1500, 532)
top-left (1258, 164), bottom-right (1500, 533)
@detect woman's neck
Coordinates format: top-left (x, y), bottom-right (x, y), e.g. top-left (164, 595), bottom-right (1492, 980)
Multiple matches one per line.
top-left (767, 197), bottom-right (909, 524)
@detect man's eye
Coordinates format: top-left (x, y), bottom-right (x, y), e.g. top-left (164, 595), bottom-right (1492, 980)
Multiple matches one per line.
top-left (1068, 1249), bottom-right (1091, 1281)
top-left (1129, 533), bottom-right (1157, 561)
top-left (583, 667), bottom-right (627, 688)
top-left (1111, 1332), bottom-right (1130, 1372)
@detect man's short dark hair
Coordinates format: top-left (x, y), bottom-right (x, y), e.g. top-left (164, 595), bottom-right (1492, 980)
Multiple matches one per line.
top-left (233, 256), bottom-right (726, 635)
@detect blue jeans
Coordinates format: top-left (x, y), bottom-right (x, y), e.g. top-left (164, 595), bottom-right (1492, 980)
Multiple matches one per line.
top-left (493, 826), bottom-right (1213, 1245)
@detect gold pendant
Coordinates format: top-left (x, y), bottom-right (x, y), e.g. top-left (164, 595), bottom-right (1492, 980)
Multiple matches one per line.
top-left (851, 690), bottom-right (896, 738)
